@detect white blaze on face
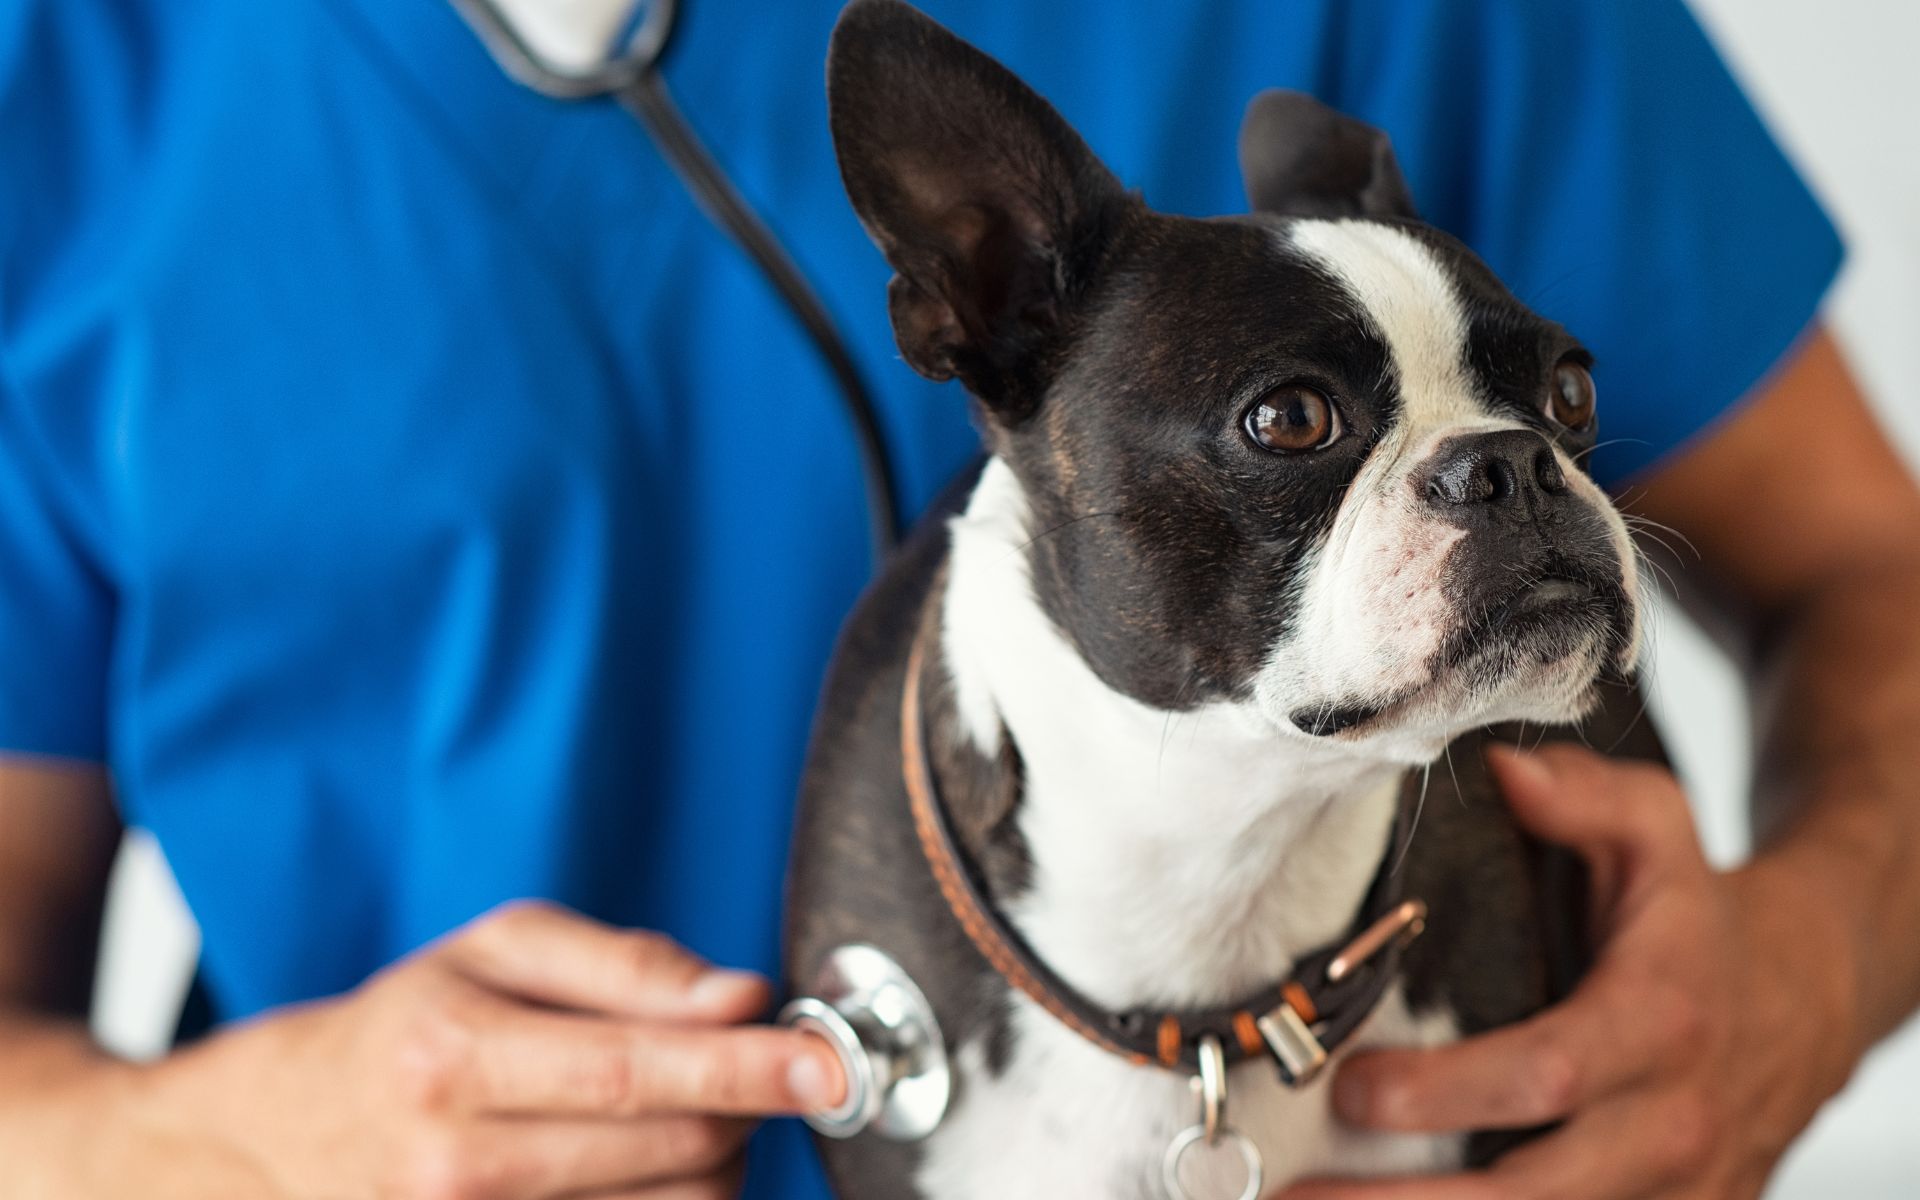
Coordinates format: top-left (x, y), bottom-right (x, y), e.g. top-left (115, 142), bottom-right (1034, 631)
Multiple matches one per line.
top-left (1254, 220), bottom-right (1638, 757)
top-left (1288, 221), bottom-right (1483, 428)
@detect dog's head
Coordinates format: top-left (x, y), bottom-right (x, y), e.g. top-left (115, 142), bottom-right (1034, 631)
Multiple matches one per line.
top-left (830, 0), bottom-right (1642, 763)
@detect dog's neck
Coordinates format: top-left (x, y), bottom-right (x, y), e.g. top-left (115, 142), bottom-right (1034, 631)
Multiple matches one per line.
top-left (937, 458), bottom-right (1409, 1012)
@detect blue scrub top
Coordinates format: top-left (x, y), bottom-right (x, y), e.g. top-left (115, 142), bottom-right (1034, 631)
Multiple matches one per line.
top-left (0, 0), bottom-right (1840, 1194)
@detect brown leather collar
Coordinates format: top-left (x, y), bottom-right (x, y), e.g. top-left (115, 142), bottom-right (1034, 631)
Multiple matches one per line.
top-left (901, 634), bottom-right (1427, 1082)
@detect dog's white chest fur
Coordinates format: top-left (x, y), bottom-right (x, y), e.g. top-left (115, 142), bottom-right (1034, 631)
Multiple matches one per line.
top-left (920, 459), bottom-right (1466, 1198)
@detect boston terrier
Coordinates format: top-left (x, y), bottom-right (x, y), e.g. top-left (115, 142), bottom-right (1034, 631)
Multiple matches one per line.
top-left (787, 3), bottom-right (1663, 1196)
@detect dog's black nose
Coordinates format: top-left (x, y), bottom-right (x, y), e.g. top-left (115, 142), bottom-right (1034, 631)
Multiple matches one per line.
top-left (1420, 429), bottom-right (1568, 515)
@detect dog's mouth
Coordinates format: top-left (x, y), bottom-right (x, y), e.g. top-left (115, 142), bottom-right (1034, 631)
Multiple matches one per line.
top-left (1291, 701), bottom-right (1387, 738)
top-left (1289, 561), bottom-right (1632, 740)
top-left (1437, 569), bottom-right (1625, 670)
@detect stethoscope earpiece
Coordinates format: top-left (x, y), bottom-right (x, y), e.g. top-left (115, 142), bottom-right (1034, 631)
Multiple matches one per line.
top-left (778, 944), bottom-right (950, 1140)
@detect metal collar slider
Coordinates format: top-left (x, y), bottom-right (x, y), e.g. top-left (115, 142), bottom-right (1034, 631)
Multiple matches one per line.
top-left (1328, 899), bottom-right (1428, 983)
top-left (1255, 996), bottom-right (1329, 1087)
top-left (1257, 899), bottom-right (1428, 1086)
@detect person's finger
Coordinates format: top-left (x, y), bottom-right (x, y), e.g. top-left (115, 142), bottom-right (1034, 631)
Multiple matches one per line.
top-left (443, 901), bottom-right (770, 1023)
top-left (395, 1118), bottom-right (749, 1200)
top-left (1332, 961), bottom-right (1695, 1133)
top-left (1277, 1174), bottom-right (1497, 1200)
top-left (1284, 1084), bottom-right (1707, 1200)
top-left (428, 1003), bottom-right (846, 1118)
top-left (1483, 1085), bottom-right (1715, 1200)
top-left (492, 1116), bottom-right (750, 1197)
top-left (580, 1151), bottom-right (745, 1200)
top-left (1487, 743), bottom-right (1699, 871)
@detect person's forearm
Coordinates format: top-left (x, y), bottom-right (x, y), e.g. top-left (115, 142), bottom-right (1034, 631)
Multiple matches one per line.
top-left (1747, 553), bottom-right (1920, 1061)
top-left (0, 1005), bottom-right (328, 1199)
top-left (0, 1008), bottom-right (152, 1196)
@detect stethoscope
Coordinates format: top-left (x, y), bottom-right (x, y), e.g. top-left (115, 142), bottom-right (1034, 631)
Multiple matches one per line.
top-left (452, 0), bottom-right (902, 569)
top-left (453, 0), bottom-right (949, 1145)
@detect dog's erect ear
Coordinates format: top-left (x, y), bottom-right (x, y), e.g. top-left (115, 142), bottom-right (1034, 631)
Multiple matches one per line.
top-left (1238, 91), bottom-right (1417, 220)
top-left (828, 0), bottom-right (1130, 421)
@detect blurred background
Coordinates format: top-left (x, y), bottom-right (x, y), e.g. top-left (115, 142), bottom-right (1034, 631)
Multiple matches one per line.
top-left (87, 0), bottom-right (1920, 1192)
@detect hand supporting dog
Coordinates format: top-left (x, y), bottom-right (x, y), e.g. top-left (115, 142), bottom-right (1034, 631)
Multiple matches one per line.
top-left (1286, 744), bottom-right (1856, 1200)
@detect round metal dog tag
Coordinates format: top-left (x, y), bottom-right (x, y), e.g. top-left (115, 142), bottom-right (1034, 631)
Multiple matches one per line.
top-left (778, 943), bottom-right (950, 1141)
top-left (1161, 1124), bottom-right (1263, 1200)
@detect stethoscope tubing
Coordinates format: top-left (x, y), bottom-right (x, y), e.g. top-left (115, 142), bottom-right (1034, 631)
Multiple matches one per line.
top-left (453, 0), bottom-right (904, 567)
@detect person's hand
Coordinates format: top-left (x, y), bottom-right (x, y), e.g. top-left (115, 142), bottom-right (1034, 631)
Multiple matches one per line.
top-left (1281, 744), bottom-right (1860, 1200)
top-left (97, 900), bottom-right (845, 1200)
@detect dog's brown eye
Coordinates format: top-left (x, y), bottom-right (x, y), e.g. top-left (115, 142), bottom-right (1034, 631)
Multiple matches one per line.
top-left (1548, 360), bottom-right (1597, 430)
top-left (1246, 386), bottom-right (1340, 453)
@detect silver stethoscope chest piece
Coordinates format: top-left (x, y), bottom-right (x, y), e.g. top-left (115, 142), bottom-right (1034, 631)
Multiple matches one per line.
top-left (778, 944), bottom-right (950, 1141)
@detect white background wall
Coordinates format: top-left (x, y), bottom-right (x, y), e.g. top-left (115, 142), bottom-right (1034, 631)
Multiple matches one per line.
top-left (91, 0), bottom-right (1920, 1190)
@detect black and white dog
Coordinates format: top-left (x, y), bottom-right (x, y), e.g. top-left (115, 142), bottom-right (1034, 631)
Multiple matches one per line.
top-left (788, 3), bottom-right (1658, 1196)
